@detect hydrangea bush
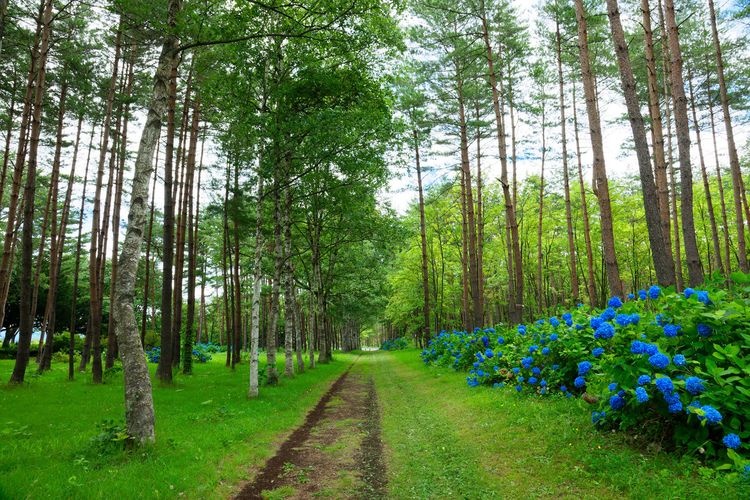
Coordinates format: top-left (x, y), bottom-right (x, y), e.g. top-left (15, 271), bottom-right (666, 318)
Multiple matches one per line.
top-left (380, 336), bottom-right (409, 351)
top-left (421, 277), bottom-right (750, 475)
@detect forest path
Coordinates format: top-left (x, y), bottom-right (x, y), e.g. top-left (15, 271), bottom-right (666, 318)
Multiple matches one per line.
top-left (235, 358), bottom-right (386, 499)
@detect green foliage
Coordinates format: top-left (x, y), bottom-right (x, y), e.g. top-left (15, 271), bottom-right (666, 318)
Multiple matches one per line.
top-left (379, 337), bottom-right (409, 350)
top-left (422, 280), bottom-right (750, 474)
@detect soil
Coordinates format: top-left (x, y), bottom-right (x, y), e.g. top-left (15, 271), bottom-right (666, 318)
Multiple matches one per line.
top-left (235, 367), bottom-right (387, 499)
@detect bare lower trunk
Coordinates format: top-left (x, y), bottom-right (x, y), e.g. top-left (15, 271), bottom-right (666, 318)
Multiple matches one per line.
top-left (282, 180), bottom-right (295, 377)
top-left (248, 175), bottom-right (264, 398)
top-left (414, 129), bottom-right (430, 344)
top-left (112, 0), bottom-right (183, 445)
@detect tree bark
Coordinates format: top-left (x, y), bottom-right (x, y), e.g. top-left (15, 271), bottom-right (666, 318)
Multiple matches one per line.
top-left (607, 0), bottom-right (675, 286)
top-left (574, 0), bottom-right (623, 298)
top-left (414, 127), bottom-right (430, 345)
top-left (663, 0), bottom-right (704, 286)
top-left (248, 175), bottom-right (264, 398)
top-left (182, 100), bottom-right (199, 375)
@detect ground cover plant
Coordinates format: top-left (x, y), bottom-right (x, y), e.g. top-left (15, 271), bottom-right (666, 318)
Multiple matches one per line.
top-left (380, 337), bottom-right (409, 351)
top-left (0, 354), bottom-right (354, 498)
top-left (421, 276), bottom-right (750, 479)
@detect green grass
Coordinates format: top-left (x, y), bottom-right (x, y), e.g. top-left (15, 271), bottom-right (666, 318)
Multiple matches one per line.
top-left (367, 349), bottom-right (745, 499)
top-left (0, 352), bottom-right (354, 499)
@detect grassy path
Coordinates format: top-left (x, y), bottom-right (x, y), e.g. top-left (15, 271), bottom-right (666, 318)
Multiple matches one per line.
top-left (367, 349), bottom-right (743, 499)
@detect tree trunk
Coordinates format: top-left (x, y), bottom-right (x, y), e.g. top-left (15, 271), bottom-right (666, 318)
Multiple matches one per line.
top-left (556, 17), bottom-right (578, 304)
top-left (231, 163), bottom-right (242, 367)
top-left (536, 92), bottom-right (546, 314)
top-left (140, 141), bottom-right (160, 345)
top-left (112, 0), bottom-right (183, 445)
top-left (182, 100), bottom-right (199, 375)
top-left (663, 0), bottom-right (704, 286)
top-left (248, 175), bottom-right (264, 398)
top-left (282, 179), bottom-right (295, 377)
top-left (10, 0), bottom-right (53, 384)
top-left (414, 128), bottom-right (430, 344)
top-left (607, 0), bottom-right (675, 286)
top-left (268, 169), bottom-right (282, 376)
top-left (707, 70), bottom-right (732, 274)
top-left (574, 0), bottom-right (623, 298)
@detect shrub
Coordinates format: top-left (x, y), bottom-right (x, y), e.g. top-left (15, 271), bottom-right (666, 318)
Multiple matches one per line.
top-left (421, 278), bottom-right (750, 474)
top-left (380, 337), bottom-right (409, 351)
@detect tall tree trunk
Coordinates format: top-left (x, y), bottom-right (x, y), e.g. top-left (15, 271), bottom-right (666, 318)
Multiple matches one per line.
top-left (112, 0), bottom-right (183, 445)
top-left (642, 0), bottom-right (674, 258)
top-left (268, 168), bottom-right (282, 376)
top-left (707, 0), bottom-right (747, 272)
top-left (248, 175), bottom-right (264, 398)
top-left (157, 39), bottom-right (179, 382)
top-left (663, 0), bottom-right (704, 286)
top-left (10, 0), bottom-right (53, 384)
top-left (536, 94), bottom-right (546, 314)
top-left (707, 71), bottom-right (732, 274)
top-left (182, 100), bottom-right (199, 375)
top-left (572, 82), bottom-right (597, 306)
top-left (414, 128), bottom-right (430, 345)
top-left (556, 17), bottom-right (578, 304)
top-left (231, 163), bottom-right (242, 367)
top-left (607, 0), bottom-right (675, 286)
top-left (687, 67), bottom-right (723, 275)
top-left (459, 166), bottom-right (470, 329)
top-left (282, 179), bottom-right (295, 377)
top-left (574, 0), bottom-right (623, 298)
top-left (474, 104), bottom-right (485, 327)
top-left (140, 140), bottom-right (160, 345)
top-left (0, 77), bottom-right (18, 211)
top-left (479, 3), bottom-right (523, 321)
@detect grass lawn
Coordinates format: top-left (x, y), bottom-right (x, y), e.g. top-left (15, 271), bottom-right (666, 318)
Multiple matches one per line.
top-left (0, 352), bottom-right (355, 499)
top-left (368, 349), bottom-right (745, 499)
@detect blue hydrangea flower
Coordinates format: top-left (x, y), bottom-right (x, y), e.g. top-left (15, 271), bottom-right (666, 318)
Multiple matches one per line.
top-left (512, 367), bottom-right (520, 374)
top-left (697, 324), bottom-right (712, 337)
top-left (628, 293), bottom-right (635, 300)
top-left (497, 336), bottom-right (505, 344)
top-left (517, 324), bottom-right (527, 335)
top-left (532, 366), bottom-right (541, 376)
top-left (635, 387), bottom-right (649, 403)
top-left (673, 354), bottom-right (686, 366)
top-left (684, 287), bottom-right (695, 298)
top-left (648, 285), bottom-right (661, 299)
top-left (594, 322), bottom-right (615, 340)
top-left (590, 316), bottom-right (603, 329)
top-left (638, 289), bottom-right (647, 300)
top-left (592, 410), bottom-right (606, 424)
top-left (536, 319), bottom-right (545, 326)
top-left (528, 376), bottom-right (538, 385)
top-left (481, 336), bottom-right (490, 348)
top-left (467, 377), bottom-right (480, 387)
top-left (608, 296), bottom-right (623, 308)
top-left (700, 405), bottom-right (722, 424)
top-left (697, 291), bottom-right (710, 304)
top-left (608, 382), bottom-right (618, 392)
top-left (722, 433), bottom-right (741, 450)
top-left (552, 364), bottom-right (559, 370)
top-left (685, 376), bottom-right (705, 395)
top-left (549, 333), bottom-right (558, 341)
top-left (656, 314), bottom-right (668, 326)
top-left (562, 312), bottom-right (573, 326)
top-left (649, 352), bottom-right (670, 370)
top-left (477, 370), bottom-right (485, 377)
top-left (473, 361), bottom-right (480, 368)
top-left (655, 377), bottom-right (674, 395)
top-left (515, 385), bottom-right (522, 392)
top-left (529, 345), bottom-right (538, 354)
top-left (575, 323), bottom-right (584, 330)
top-left (609, 394), bottom-right (625, 410)
top-left (663, 324), bottom-right (681, 338)
top-left (560, 385), bottom-right (568, 392)
top-left (550, 317), bottom-right (560, 328)
top-left (518, 376), bottom-right (525, 383)
top-left (592, 347), bottom-right (604, 358)
top-left (521, 357), bottom-right (533, 369)
top-left (542, 347), bottom-right (551, 356)
top-left (631, 340), bottom-right (647, 354)
top-left (615, 314), bottom-right (630, 327)
top-left (645, 343), bottom-right (659, 355)
top-left (668, 400), bottom-right (683, 413)
top-left (637, 374), bottom-right (651, 386)
top-left (629, 313), bottom-right (640, 325)
top-left (574, 376), bottom-right (586, 388)
top-left (578, 361), bottom-right (592, 376)
top-left (485, 348), bottom-right (494, 358)
top-left (601, 307), bottom-right (616, 321)
top-left (540, 379), bottom-right (547, 387)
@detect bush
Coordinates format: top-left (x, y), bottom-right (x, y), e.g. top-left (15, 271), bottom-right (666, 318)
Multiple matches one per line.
top-left (380, 337), bottom-right (409, 351)
top-left (421, 278), bottom-right (750, 475)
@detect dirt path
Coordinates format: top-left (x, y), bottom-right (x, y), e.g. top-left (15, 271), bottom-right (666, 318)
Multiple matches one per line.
top-left (235, 365), bottom-right (386, 499)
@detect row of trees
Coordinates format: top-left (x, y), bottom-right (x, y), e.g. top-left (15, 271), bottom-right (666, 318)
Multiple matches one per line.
top-left (392, 0), bottom-right (749, 344)
top-left (0, 0), bottom-right (402, 444)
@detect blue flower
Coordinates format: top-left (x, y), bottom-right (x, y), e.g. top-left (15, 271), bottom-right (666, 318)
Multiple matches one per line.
top-left (696, 291), bottom-right (710, 304)
top-left (497, 336), bottom-right (505, 345)
top-left (684, 287), bottom-right (695, 298)
top-left (645, 343), bottom-right (659, 355)
top-left (592, 347), bottom-right (604, 358)
top-left (655, 377), bottom-right (674, 395)
top-left (648, 352), bottom-right (670, 370)
top-left (608, 296), bottom-right (623, 308)
top-left (592, 410), bottom-right (606, 424)
top-left (574, 376), bottom-right (586, 388)
top-left (590, 316), bottom-right (603, 329)
top-left (673, 354), bottom-right (686, 366)
top-left (532, 366), bottom-right (541, 376)
top-left (540, 379), bottom-right (547, 387)
top-left (512, 367), bottom-right (520, 374)
top-left (631, 340), bottom-right (647, 354)
top-left (608, 382), bottom-right (618, 392)
top-left (521, 357), bottom-right (533, 369)
top-left (609, 394), bottom-right (625, 410)
top-left (700, 405), bottom-right (722, 424)
top-left (481, 336), bottom-right (490, 348)
top-left (528, 376), bottom-right (538, 385)
top-left (629, 313), bottom-right (640, 325)
top-left (562, 312), bottom-right (573, 325)
top-left (615, 314), bottom-right (630, 327)
top-left (601, 307), bottom-right (616, 321)
top-left (529, 345), bottom-right (538, 354)
top-left (594, 323), bottom-right (615, 340)
top-left (515, 385), bottom-right (522, 392)
top-left (697, 324), bottom-right (712, 337)
top-left (485, 348), bottom-right (494, 358)
top-left (477, 370), bottom-right (486, 377)
top-left (578, 361), bottom-right (592, 376)
top-left (560, 385), bottom-right (568, 392)
top-left (722, 433), bottom-right (741, 450)
top-left (638, 289), bottom-right (647, 300)
top-left (656, 314), bottom-right (668, 326)
top-left (648, 285), bottom-right (661, 299)
top-left (536, 319), bottom-right (545, 326)
top-left (668, 400), bottom-right (683, 413)
top-left (663, 324), bottom-right (681, 338)
top-left (549, 333), bottom-right (558, 341)
top-left (550, 317), bottom-right (560, 328)
top-left (518, 376), bottom-right (525, 383)
top-left (552, 364), bottom-right (560, 370)
top-left (467, 377), bottom-right (480, 387)
top-left (628, 293), bottom-right (635, 300)
top-left (473, 361), bottom-right (480, 368)
top-left (542, 347), bottom-right (551, 356)
top-left (635, 387), bottom-right (649, 403)
top-left (685, 376), bottom-right (705, 395)
top-left (637, 374), bottom-right (651, 386)
top-left (517, 324), bottom-right (527, 335)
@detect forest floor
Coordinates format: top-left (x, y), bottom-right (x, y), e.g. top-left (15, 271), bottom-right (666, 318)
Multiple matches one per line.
top-left (1, 350), bottom-right (745, 499)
